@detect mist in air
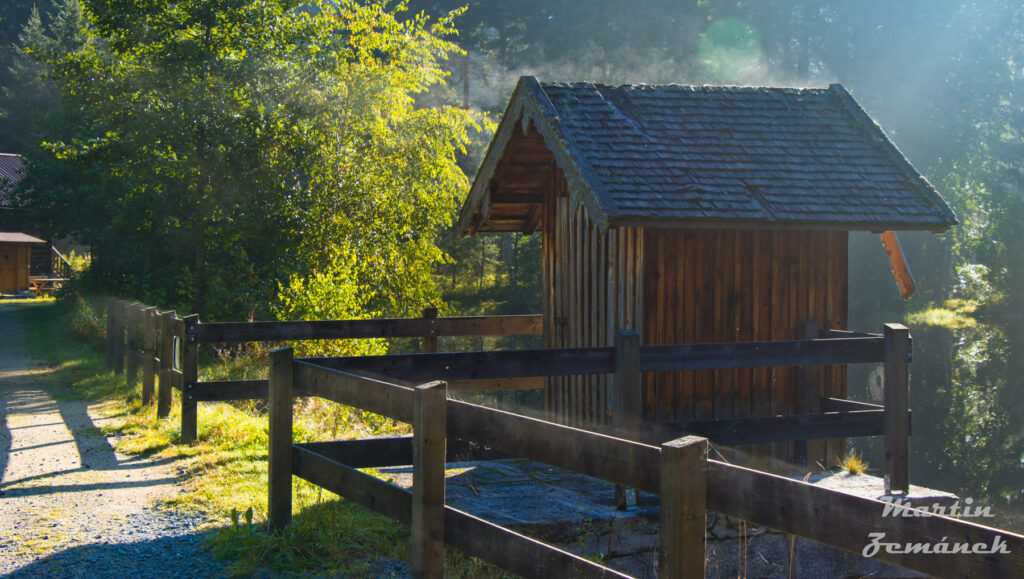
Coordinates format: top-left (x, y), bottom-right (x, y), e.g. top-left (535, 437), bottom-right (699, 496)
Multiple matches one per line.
top-left (413, 0), bottom-right (1023, 528)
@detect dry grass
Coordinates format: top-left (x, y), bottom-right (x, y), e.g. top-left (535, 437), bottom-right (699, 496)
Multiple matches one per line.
top-left (836, 450), bottom-right (869, 475)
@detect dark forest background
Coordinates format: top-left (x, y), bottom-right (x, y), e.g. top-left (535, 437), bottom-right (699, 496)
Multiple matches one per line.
top-left (1, 0), bottom-right (1020, 526)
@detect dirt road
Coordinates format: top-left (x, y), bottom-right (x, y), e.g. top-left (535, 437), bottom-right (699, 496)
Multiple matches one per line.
top-left (0, 303), bottom-right (225, 578)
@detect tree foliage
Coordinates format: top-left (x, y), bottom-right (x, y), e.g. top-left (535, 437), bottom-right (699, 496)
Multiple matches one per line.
top-left (18, 0), bottom-right (476, 321)
top-left (1, 0), bottom-right (1020, 516)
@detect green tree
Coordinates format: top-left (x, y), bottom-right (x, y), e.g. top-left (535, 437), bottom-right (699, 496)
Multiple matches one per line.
top-left (22, 0), bottom-right (476, 321)
top-left (0, 1), bottom-right (75, 153)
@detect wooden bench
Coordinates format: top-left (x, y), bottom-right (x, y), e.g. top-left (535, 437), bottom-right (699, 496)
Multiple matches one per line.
top-left (29, 277), bottom-right (66, 297)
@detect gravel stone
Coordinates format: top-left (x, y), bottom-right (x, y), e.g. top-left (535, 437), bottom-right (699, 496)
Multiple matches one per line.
top-left (0, 304), bottom-right (227, 578)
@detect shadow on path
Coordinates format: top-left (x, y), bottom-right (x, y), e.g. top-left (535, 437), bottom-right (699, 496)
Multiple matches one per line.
top-left (4, 524), bottom-right (227, 579)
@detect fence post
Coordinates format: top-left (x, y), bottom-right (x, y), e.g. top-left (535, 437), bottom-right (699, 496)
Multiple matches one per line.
top-left (180, 314), bottom-right (200, 444)
top-left (125, 303), bottom-right (141, 386)
top-left (797, 319), bottom-right (824, 467)
top-left (614, 329), bottom-right (641, 510)
top-left (883, 323), bottom-right (911, 494)
top-left (267, 347), bottom-right (294, 532)
top-left (157, 311), bottom-right (176, 418)
top-left (659, 435), bottom-right (708, 578)
top-left (421, 307), bottom-right (439, 354)
top-left (114, 299), bottom-right (127, 375)
top-left (141, 307), bottom-right (158, 405)
top-left (105, 298), bottom-right (117, 370)
top-left (411, 380), bottom-right (447, 578)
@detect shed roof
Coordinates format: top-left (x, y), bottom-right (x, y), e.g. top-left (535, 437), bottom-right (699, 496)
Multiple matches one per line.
top-left (459, 77), bottom-right (957, 235)
top-left (0, 231), bottom-right (45, 244)
top-left (0, 153), bottom-right (24, 208)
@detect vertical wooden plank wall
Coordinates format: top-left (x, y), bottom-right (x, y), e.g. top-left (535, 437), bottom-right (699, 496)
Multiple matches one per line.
top-left (641, 228), bottom-right (848, 462)
top-left (543, 166), bottom-right (643, 426)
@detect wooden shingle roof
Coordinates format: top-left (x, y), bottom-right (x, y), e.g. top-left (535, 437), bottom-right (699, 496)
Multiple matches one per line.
top-left (0, 231), bottom-right (45, 244)
top-left (459, 77), bottom-right (957, 234)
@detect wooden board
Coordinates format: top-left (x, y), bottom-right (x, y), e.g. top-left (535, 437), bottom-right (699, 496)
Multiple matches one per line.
top-left (640, 228), bottom-right (849, 462)
top-left (446, 398), bottom-right (660, 493)
top-left (294, 437), bottom-right (512, 468)
top-left (592, 409), bottom-right (890, 445)
top-left (295, 361), bottom-right (415, 423)
top-left (312, 347), bottom-right (615, 382)
top-left (707, 460), bottom-right (1024, 577)
top-left (190, 314), bottom-right (542, 343)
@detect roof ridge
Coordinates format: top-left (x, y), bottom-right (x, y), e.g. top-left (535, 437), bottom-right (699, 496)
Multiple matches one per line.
top-left (538, 80), bottom-right (833, 92)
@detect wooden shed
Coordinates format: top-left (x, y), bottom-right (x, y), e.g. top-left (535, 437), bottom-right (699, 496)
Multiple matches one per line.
top-left (1, 153), bottom-right (74, 283)
top-left (0, 231), bottom-right (45, 294)
top-left (458, 77), bottom-right (957, 440)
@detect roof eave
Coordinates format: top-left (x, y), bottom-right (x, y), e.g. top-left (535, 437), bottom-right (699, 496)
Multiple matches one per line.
top-left (605, 214), bottom-right (956, 234)
top-left (829, 83), bottom-right (959, 230)
top-left (517, 78), bottom-right (616, 232)
top-left (459, 77), bottom-right (618, 236)
top-left (457, 85), bottom-right (529, 237)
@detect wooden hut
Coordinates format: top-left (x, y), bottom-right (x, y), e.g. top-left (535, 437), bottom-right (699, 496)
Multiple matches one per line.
top-left (1, 153), bottom-right (74, 283)
top-left (458, 78), bottom-right (956, 458)
top-left (0, 231), bottom-right (45, 294)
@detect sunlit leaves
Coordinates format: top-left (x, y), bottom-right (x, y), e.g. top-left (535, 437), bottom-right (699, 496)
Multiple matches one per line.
top-left (27, 0), bottom-right (476, 321)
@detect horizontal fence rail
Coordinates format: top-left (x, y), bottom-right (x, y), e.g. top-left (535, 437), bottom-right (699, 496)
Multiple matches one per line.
top-left (638, 336), bottom-right (886, 371)
top-left (274, 353), bottom-right (1024, 578)
top-left (295, 361), bottom-right (416, 423)
top-left (590, 408), bottom-right (901, 446)
top-left (446, 398), bottom-right (661, 493)
top-left (309, 335), bottom-right (885, 382)
top-left (189, 314), bottom-right (543, 343)
top-left (106, 300), bottom-right (544, 444)
top-left (105, 299), bottom-right (1022, 577)
top-left (707, 461), bottom-right (1024, 578)
top-left (307, 346), bottom-right (616, 382)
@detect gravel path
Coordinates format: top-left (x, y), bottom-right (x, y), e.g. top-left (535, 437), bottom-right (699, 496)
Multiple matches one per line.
top-left (0, 303), bottom-right (226, 578)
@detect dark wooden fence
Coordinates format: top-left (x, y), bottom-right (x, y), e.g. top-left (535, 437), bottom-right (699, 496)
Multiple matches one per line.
top-left (103, 298), bottom-right (1024, 576)
top-left (268, 343), bottom-right (1024, 578)
top-left (105, 298), bottom-right (543, 444)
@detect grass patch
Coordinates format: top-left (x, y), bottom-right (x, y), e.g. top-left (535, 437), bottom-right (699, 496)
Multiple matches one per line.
top-left (12, 297), bottom-right (509, 577)
top-left (835, 450), bottom-right (869, 475)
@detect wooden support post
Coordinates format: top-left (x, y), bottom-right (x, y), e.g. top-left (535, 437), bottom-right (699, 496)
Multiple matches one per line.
top-left (614, 329), bottom-right (641, 510)
top-left (125, 303), bottom-right (141, 386)
top-left (883, 323), bottom-right (911, 494)
top-left (659, 435), bottom-right (708, 578)
top-left (141, 307), bottom-right (158, 405)
top-left (157, 311), bottom-right (176, 418)
top-left (114, 299), bottom-right (127, 375)
top-left (412, 380), bottom-right (447, 578)
top-left (180, 314), bottom-right (200, 444)
top-left (267, 347), bottom-right (294, 532)
top-left (105, 298), bottom-right (116, 370)
top-left (421, 307), bottom-right (439, 354)
top-left (797, 319), bottom-right (824, 467)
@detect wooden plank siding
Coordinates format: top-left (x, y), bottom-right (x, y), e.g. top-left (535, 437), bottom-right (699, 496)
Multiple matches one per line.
top-left (0, 242), bottom-right (33, 294)
top-left (641, 228), bottom-right (848, 462)
top-left (543, 167), bottom-right (643, 426)
top-left (537, 164), bottom-right (848, 465)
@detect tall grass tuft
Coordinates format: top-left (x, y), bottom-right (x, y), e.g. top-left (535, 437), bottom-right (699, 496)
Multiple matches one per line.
top-left (836, 450), bottom-right (869, 475)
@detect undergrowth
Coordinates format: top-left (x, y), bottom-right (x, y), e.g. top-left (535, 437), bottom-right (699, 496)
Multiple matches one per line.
top-left (14, 296), bottom-right (509, 578)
